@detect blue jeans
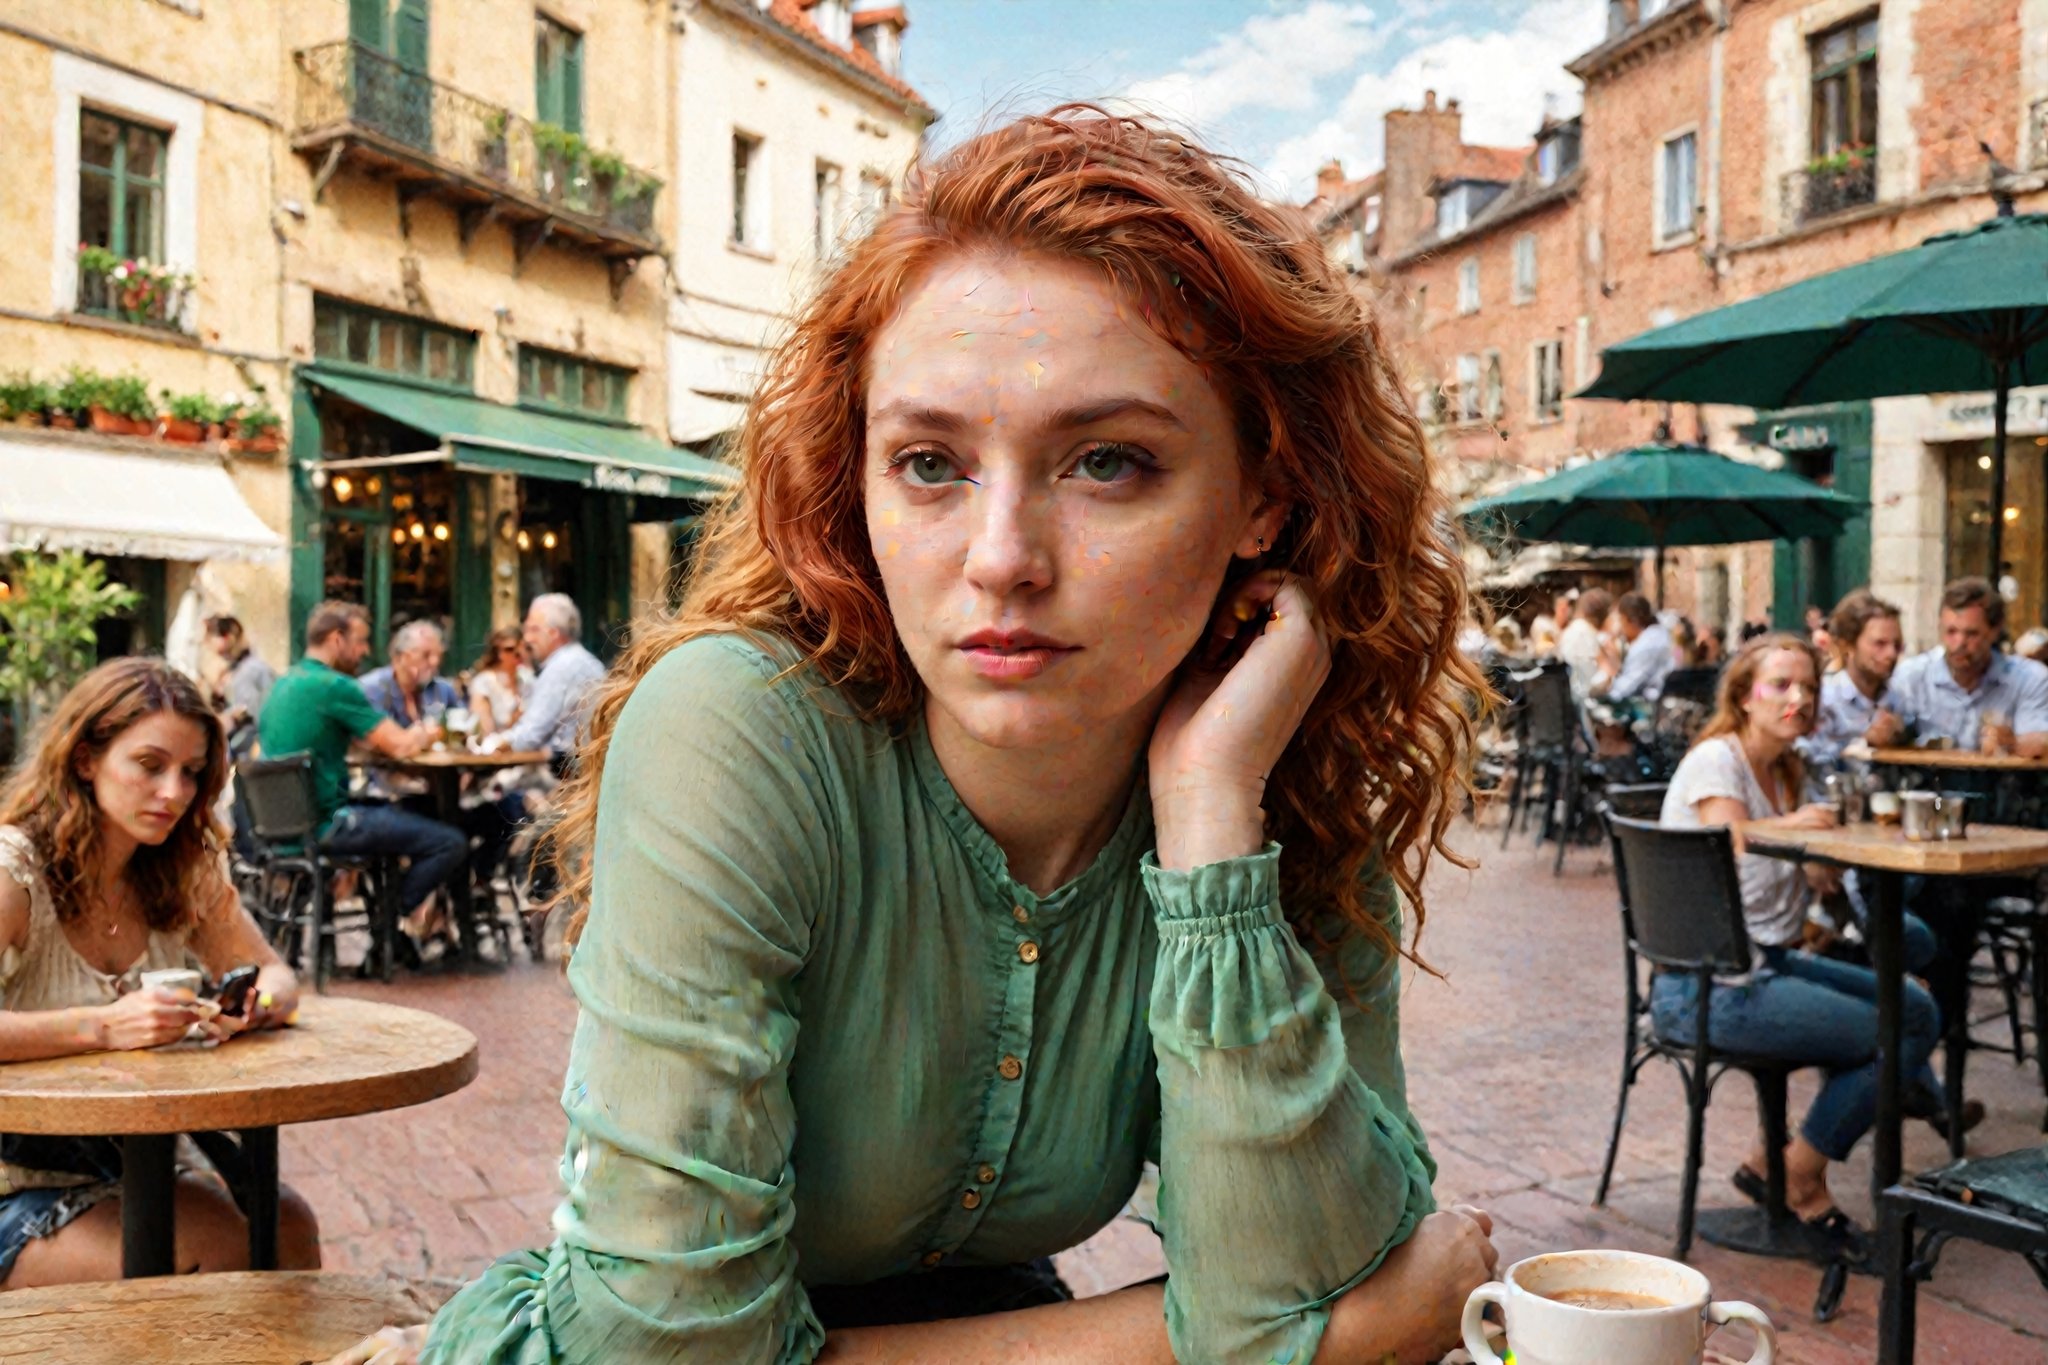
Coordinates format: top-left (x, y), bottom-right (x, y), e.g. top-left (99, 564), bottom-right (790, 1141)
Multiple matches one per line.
top-left (1650, 947), bottom-right (1941, 1162)
top-left (322, 803), bottom-right (468, 914)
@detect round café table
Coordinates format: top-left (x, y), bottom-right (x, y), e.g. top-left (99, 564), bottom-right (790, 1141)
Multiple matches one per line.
top-left (0, 994), bottom-right (477, 1278)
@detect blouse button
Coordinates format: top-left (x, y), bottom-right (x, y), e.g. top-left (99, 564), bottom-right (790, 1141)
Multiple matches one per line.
top-left (977, 1163), bottom-right (997, 1184)
top-left (1011, 905), bottom-right (1030, 923)
top-left (922, 1250), bottom-right (943, 1268)
top-left (961, 1190), bottom-right (981, 1210)
top-left (997, 1054), bottom-right (1023, 1081)
top-left (1017, 940), bottom-right (1040, 965)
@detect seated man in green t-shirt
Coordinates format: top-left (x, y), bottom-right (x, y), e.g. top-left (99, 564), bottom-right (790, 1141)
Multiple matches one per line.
top-left (257, 602), bottom-right (467, 943)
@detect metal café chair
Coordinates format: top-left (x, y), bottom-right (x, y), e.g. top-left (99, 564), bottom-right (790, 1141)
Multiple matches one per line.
top-left (234, 755), bottom-right (400, 990)
top-left (1878, 1148), bottom-right (2048, 1364)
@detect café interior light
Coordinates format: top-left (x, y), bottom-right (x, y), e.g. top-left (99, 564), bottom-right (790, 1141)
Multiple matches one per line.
top-left (433, 523), bottom-right (450, 542)
top-left (333, 475), bottom-right (354, 501)
top-left (1980, 455), bottom-right (1994, 470)
top-left (542, 530), bottom-right (559, 550)
top-left (391, 527), bottom-right (406, 544)
top-left (2006, 505), bottom-right (2022, 523)
top-left (409, 521), bottom-right (426, 540)
top-left (516, 530), bottom-right (532, 551)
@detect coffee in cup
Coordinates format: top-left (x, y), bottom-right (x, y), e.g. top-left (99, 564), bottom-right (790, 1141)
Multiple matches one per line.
top-left (1462, 1249), bottom-right (1775, 1365)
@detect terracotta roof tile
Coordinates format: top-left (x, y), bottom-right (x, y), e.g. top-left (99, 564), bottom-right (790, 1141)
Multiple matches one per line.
top-left (770, 0), bottom-right (932, 113)
top-left (852, 6), bottom-right (907, 28)
top-left (1454, 144), bottom-right (1531, 184)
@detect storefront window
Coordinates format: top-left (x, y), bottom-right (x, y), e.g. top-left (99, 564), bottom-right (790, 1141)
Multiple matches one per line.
top-left (518, 345), bottom-right (630, 420)
top-left (1946, 438), bottom-right (2046, 631)
top-left (516, 478), bottom-right (578, 605)
top-left (314, 296), bottom-right (475, 391)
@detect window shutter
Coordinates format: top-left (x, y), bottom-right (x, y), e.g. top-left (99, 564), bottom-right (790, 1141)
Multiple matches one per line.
top-left (349, 0), bottom-right (388, 50)
top-left (562, 35), bottom-right (584, 135)
top-left (395, 0), bottom-right (429, 71)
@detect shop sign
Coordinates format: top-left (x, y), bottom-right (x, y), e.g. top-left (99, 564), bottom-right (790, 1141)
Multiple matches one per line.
top-left (1923, 386), bottom-right (2048, 441)
top-left (1764, 421), bottom-right (1832, 452)
top-left (593, 465), bottom-right (674, 497)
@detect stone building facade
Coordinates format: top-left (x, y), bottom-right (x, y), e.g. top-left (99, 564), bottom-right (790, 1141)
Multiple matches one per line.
top-left (1326, 0), bottom-right (2048, 648)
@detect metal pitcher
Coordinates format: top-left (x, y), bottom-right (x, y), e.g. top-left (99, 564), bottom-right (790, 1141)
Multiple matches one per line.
top-left (1900, 790), bottom-right (1970, 842)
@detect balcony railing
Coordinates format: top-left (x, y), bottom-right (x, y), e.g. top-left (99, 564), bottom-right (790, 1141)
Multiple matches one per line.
top-left (292, 41), bottom-right (661, 258)
top-left (1780, 150), bottom-right (1877, 226)
top-left (75, 259), bottom-right (192, 334)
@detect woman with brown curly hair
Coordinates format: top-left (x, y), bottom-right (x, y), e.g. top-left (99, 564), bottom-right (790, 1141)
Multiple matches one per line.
top-left (358, 106), bottom-right (1494, 1365)
top-left (0, 657), bottom-right (317, 1286)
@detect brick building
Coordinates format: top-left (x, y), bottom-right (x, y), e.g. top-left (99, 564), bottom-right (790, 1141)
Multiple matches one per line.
top-left (1322, 0), bottom-right (2048, 647)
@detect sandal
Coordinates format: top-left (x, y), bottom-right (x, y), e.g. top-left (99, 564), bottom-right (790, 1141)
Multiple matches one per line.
top-left (1730, 1167), bottom-right (1870, 1261)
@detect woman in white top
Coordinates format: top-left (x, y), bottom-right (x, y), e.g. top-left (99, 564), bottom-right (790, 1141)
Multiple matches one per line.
top-left (467, 628), bottom-right (534, 736)
top-left (1655, 633), bottom-right (1940, 1251)
top-left (0, 658), bottom-right (318, 1286)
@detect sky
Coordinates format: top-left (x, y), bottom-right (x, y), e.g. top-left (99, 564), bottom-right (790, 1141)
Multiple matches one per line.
top-left (894, 0), bottom-right (1610, 199)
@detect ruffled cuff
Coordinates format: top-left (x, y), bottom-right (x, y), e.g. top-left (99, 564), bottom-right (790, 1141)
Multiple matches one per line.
top-left (421, 1246), bottom-right (556, 1365)
top-left (1140, 842), bottom-right (1282, 929)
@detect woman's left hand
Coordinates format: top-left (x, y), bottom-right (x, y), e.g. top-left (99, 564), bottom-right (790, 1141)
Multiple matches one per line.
top-left (1149, 571), bottom-right (1331, 871)
top-left (245, 963), bottom-right (300, 1031)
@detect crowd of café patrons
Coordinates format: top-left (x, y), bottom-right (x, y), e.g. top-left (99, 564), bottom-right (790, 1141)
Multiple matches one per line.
top-left (222, 593), bottom-right (604, 955)
top-left (1477, 572), bottom-right (2047, 1255)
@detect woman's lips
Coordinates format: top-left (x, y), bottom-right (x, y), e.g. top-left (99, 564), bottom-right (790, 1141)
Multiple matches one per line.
top-left (960, 644), bottom-right (1077, 680)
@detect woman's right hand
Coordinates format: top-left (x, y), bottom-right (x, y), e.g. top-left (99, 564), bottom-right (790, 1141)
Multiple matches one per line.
top-left (94, 987), bottom-right (205, 1051)
top-left (1783, 802), bottom-right (1841, 831)
top-left (326, 1324), bottom-right (428, 1365)
top-left (1325, 1206), bottom-right (1499, 1363)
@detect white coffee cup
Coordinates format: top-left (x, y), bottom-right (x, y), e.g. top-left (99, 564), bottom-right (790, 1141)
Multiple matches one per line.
top-left (1462, 1249), bottom-right (1776, 1365)
top-left (138, 967), bottom-right (202, 997)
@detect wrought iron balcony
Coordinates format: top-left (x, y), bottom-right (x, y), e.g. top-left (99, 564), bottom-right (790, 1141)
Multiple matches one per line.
top-left (292, 41), bottom-right (662, 289)
top-left (1780, 151), bottom-right (1877, 226)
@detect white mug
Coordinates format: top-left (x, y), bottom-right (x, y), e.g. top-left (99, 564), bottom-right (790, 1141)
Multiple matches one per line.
top-left (1462, 1249), bottom-right (1776, 1365)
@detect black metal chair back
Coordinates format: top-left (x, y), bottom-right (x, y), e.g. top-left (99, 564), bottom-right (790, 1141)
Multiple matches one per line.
top-left (235, 755), bottom-right (321, 847)
top-left (1660, 666), bottom-right (1722, 705)
top-left (1602, 784), bottom-right (1669, 822)
top-left (1520, 662), bottom-right (1578, 753)
top-left (1606, 814), bottom-right (1752, 975)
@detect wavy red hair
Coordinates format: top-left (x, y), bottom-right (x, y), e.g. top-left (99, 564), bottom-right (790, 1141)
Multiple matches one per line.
top-left (0, 656), bottom-right (229, 933)
top-left (551, 106), bottom-right (1483, 963)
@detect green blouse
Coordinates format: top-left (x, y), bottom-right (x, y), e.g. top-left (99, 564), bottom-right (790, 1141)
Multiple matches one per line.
top-left (422, 634), bottom-right (1435, 1365)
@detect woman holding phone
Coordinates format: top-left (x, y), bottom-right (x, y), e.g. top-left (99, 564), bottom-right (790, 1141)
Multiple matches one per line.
top-left (0, 657), bottom-right (317, 1286)
top-left (341, 105), bottom-right (1496, 1365)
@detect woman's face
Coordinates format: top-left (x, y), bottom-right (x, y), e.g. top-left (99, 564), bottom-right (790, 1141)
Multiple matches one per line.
top-left (1744, 647), bottom-right (1818, 744)
top-left (78, 710), bottom-right (212, 849)
top-left (864, 252), bottom-right (1283, 751)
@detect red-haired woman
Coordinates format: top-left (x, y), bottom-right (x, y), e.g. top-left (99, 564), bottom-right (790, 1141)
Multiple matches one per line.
top-left (345, 107), bottom-right (1494, 1365)
top-left (0, 658), bottom-right (319, 1285)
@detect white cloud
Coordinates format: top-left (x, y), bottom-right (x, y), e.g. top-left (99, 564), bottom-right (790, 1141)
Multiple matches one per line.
top-left (1258, 0), bottom-right (1608, 198)
top-left (1117, 1), bottom-right (1389, 132)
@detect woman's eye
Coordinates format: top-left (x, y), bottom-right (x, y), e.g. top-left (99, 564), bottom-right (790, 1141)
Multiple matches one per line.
top-left (1070, 443), bottom-right (1145, 484)
top-left (897, 450), bottom-right (961, 485)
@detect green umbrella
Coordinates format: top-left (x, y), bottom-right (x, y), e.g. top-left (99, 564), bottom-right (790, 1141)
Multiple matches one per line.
top-left (1579, 212), bottom-right (2048, 575)
top-left (1463, 443), bottom-right (1866, 605)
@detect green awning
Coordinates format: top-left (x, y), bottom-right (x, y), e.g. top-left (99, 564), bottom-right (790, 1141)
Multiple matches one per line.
top-left (302, 367), bottom-right (738, 501)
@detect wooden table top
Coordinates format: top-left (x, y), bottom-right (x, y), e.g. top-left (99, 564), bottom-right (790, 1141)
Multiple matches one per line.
top-left (1860, 746), bottom-right (2048, 771)
top-left (1744, 820), bottom-right (2048, 876)
top-left (0, 1271), bottom-right (447, 1364)
top-left (366, 746), bottom-right (549, 771)
top-left (0, 994), bottom-right (477, 1135)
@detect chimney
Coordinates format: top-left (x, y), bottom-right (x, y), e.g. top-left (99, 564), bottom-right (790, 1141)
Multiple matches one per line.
top-left (852, 4), bottom-right (908, 77)
top-left (1315, 159), bottom-right (1348, 202)
top-left (1381, 94), bottom-right (1465, 258)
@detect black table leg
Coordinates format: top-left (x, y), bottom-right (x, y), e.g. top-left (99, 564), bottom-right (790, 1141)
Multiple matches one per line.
top-left (1871, 868), bottom-right (1906, 1203)
top-left (1934, 893), bottom-right (1980, 1161)
top-left (120, 1132), bottom-right (177, 1277)
top-left (241, 1126), bottom-right (280, 1270)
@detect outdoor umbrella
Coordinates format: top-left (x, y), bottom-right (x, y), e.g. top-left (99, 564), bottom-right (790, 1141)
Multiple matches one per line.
top-left (1463, 443), bottom-right (1866, 605)
top-left (1578, 212), bottom-right (2048, 575)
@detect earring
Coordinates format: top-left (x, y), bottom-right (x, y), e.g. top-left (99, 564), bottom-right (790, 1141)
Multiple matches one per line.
top-left (1255, 537), bottom-right (1266, 555)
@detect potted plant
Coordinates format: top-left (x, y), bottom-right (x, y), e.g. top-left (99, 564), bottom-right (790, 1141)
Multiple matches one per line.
top-left (226, 399), bottom-right (283, 455)
top-left (91, 373), bottom-right (155, 436)
top-left (477, 108), bottom-right (511, 181)
top-left (157, 389), bottom-right (220, 444)
top-left (0, 373), bottom-right (51, 428)
top-left (587, 146), bottom-right (627, 217)
top-left (75, 246), bottom-right (194, 331)
top-left (49, 366), bottom-right (100, 431)
top-left (0, 549), bottom-right (141, 741)
top-left (610, 170), bottom-right (662, 237)
top-left (533, 121), bottom-right (589, 208)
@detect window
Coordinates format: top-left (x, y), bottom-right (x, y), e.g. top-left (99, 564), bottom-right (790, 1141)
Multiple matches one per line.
top-left (1532, 338), bottom-right (1565, 420)
top-left (1456, 353), bottom-right (1482, 423)
top-left (1659, 131), bottom-right (1697, 241)
top-left (1457, 257), bottom-right (1480, 314)
top-left (1536, 123), bottom-right (1580, 185)
top-left (732, 132), bottom-right (765, 248)
top-left (352, 0), bottom-right (430, 69)
top-left (811, 0), bottom-right (853, 46)
top-left (79, 109), bottom-right (166, 265)
top-left (1436, 186), bottom-right (1470, 237)
top-left (534, 13), bottom-right (584, 134)
top-left (313, 296), bottom-right (476, 389)
top-left (1362, 194), bottom-right (1381, 236)
top-left (1810, 14), bottom-right (1879, 160)
top-left (1512, 233), bottom-right (1538, 303)
top-left (519, 345), bottom-right (630, 419)
top-left (1482, 351), bottom-right (1504, 421)
top-left (853, 170), bottom-right (891, 236)
top-left (814, 160), bottom-right (842, 258)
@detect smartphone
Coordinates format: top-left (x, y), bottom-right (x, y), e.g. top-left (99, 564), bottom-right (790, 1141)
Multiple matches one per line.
top-left (209, 965), bottom-right (261, 1019)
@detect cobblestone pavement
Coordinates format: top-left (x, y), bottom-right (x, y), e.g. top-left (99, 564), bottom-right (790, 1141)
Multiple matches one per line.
top-left (292, 822), bottom-right (2048, 1360)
